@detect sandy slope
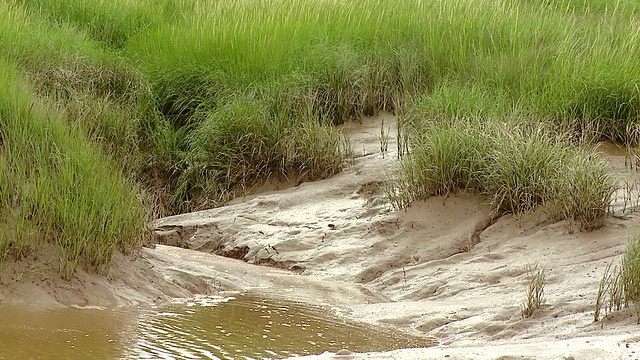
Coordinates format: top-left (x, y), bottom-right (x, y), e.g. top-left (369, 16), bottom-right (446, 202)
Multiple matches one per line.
top-left (149, 113), bottom-right (640, 359)
top-left (3, 113), bottom-right (640, 358)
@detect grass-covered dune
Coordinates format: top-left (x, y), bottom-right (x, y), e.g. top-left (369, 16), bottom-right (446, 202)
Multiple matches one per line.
top-left (1, 0), bottom-right (639, 277)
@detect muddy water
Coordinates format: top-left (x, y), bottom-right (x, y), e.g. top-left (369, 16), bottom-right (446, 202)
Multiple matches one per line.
top-left (0, 295), bottom-right (433, 359)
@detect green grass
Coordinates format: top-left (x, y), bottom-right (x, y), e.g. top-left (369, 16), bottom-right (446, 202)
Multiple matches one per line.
top-left (621, 235), bottom-right (640, 322)
top-left (595, 233), bottom-right (640, 323)
top-left (1, 0), bottom-right (639, 277)
top-left (120, 0), bottom-right (638, 216)
top-left (0, 60), bottom-right (147, 279)
top-left (12, 0), bottom-right (175, 49)
top-left (172, 91), bottom-right (345, 211)
top-left (387, 114), bottom-right (615, 230)
top-left (0, 1), bottom-right (157, 165)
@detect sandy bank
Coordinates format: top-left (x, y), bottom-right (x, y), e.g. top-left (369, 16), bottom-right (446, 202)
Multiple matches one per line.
top-left (2, 113), bottom-right (640, 359)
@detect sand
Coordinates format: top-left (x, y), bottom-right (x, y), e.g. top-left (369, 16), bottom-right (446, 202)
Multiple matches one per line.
top-left (3, 113), bottom-right (640, 359)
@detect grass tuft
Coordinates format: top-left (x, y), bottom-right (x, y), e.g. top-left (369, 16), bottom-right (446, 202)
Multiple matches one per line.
top-left (387, 115), bottom-right (614, 231)
top-left (170, 93), bottom-right (345, 212)
top-left (521, 263), bottom-right (546, 319)
top-left (558, 152), bottom-right (616, 231)
top-left (594, 233), bottom-right (640, 323)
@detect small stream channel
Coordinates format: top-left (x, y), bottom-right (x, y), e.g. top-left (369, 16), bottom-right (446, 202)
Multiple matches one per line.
top-left (0, 295), bottom-right (433, 359)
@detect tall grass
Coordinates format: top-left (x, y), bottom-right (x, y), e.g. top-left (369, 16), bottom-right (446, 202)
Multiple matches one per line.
top-left (0, 2), bottom-right (141, 97)
top-left (11, 0), bottom-right (175, 49)
top-left (595, 233), bottom-right (640, 323)
top-left (84, 0), bottom-right (638, 211)
top-left (122, 0), bottom-right (638, 214)
top-left (0, 60), bottom-right (147, 279)
top-left (387, 114), bottom-right (616, 230)
top-left (0, 1), bottom-right (158, 167)
top-left (621, 235), bottom-right (640, 321)
top-left (171, 91), bottom-right (345, 211)
top-left (122, 0), bottom-right (640, 127)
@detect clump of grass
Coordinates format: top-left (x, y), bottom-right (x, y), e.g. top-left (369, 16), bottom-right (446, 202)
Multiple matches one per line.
top-left (0, 60), bottom-right (147, 279)
top-left (557, 153), bottom-right (616, 231)
top-left (594, 234), bottom-right (640, 323)
top-left (622, 236), bottom-right (640, 322)
top-left (594, 262), bottom-right (622, 323)
top-left (387, 111), bottom-right (615, 230)
top-left (392, 119), bottom-right (485, 203)
top-left (170, 93), bottom-right (346, 212)
top-left (483, 126), bottom-right (569, 215)
top-left (522, 263), bottom-right (546, 319)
